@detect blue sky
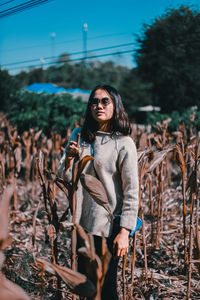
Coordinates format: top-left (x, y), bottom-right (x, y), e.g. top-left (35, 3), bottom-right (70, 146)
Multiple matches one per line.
top-left (0, 0), bottom-right (200, 74)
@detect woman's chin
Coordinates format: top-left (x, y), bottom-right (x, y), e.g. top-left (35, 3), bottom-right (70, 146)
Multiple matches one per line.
top-left (95, 116), bottom-right (106, 122)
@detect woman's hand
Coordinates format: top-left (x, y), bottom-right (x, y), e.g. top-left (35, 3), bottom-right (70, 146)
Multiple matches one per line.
top-left (113, 227), bottom-right (130, 258)
top-left (65, 141), bottom-right (79, 169)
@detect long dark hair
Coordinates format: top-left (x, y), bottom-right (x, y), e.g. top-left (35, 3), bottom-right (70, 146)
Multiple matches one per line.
top-left (81, 85), bottom-right (132, 143)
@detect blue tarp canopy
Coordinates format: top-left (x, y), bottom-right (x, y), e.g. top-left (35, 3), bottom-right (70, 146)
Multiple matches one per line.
top-left (22, 83), bottom-right (91, 95)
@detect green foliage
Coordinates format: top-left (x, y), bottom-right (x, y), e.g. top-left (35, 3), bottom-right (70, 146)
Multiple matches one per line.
top-left (9, 91), bottom-right (86, 136)
top-left (136, 6), bottom-right (200, 113)
top-left (119, 68), bottom-right (152, 119)
top-left (146, 109), bottom-right (200, 131)
top-left (14, 58), bottom-right (130, 92)
top-left (0, 67), bottom-right (19, 112)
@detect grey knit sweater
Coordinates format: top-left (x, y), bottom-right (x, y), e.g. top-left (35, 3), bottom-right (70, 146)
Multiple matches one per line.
top-left (58, 127), bottom-right (139, 237)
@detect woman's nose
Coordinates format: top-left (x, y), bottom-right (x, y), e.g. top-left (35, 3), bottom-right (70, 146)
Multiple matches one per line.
top-left (97, 101), bottom-right (103, 109)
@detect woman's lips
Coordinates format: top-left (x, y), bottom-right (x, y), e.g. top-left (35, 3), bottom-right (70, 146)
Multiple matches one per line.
top-left (96, 111), bottom-right (104, 116)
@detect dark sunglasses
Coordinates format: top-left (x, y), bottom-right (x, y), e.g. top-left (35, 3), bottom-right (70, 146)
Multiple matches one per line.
top-left (90, 97), bottom-right (112, 107)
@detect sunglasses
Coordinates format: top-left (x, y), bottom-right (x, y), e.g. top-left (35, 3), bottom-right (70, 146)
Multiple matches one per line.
top-left (90, 97), bottom-right (112, 107)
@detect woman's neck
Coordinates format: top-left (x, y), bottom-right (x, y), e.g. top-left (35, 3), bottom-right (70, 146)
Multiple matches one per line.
top-left (98, 121), bottom-right (111, 132)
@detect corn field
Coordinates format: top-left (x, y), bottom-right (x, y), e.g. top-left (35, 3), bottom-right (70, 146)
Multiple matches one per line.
top-left (0, 113), bottom-right (199, 300)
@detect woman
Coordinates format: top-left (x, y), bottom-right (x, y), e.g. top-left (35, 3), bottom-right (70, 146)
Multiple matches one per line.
top-left (58, 85), bottom-right (139, 299)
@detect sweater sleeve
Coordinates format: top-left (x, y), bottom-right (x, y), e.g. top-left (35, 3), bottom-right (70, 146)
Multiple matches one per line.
top-left (57, 127), bottom-right (82, 181)
top-left (118, 137), bottom-right (139, 231)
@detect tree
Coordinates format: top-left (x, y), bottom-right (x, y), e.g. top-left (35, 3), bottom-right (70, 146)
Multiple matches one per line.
top-left (119, 68), bottom-right (152, 119)
top-left (136, 6), bottom-right (200, 113)
top-left (0, 67), bottom-right (19, 112)
top-left (9, 91), bottom-right (86, 136)
top-left (27, 67), bottom-right (45, 84)
top-left (15, 70), bottom-right (29, 89)
top-left (38, 58), bottom-right (130, 91)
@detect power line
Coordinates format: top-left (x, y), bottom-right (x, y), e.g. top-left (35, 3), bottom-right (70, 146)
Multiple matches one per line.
top-left (6, 49), bottom-right (134, 71)
top-left (0, 0), bottom-right (46, 13)
top-left (0, 0), bottom-right (16, 7)
top-left (2, 42), bottom-right (134, 67)
top-left (0, 0), bottom-right (54, 18)
top-left (0, 31), bottom-right (133, 53)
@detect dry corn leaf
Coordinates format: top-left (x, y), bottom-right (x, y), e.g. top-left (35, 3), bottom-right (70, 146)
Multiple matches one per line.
top-left (46, 224), bottom-right (56, 241)
top-left (34, 129), bottom-right (42, 141)
top-left (14, 146), bottom-right (22, 175)
top-left (32, 201), bottom-right (40, 246)
top-left (137, 149), bottom-right (151, 164)
top-left (80, 174), bottom-right (113, 219)
top-left (172, 131), bottom-right (183, 138)
top-left (186, 170), bottom-right (197, 194)
top-left (44, 169), bottom-right (57, 181)
top-left (47, 139), bottom-right (53, 152)
top-left (75, 155), bottom-right (95, 185)
top-left (35, 258), bottom-right (96, 297)
top-left (100, 237), bottom-right (111, 288)
top-left (0, 251), bottom-right (5, 269)
top-left (175, 145), bottom-right (185, 172)
top-left (43, 169), bottom-right (71, 199)
top-left (37, 150), bottom-right (45, 184)
top-left (47, 181), bottom-right (54, 206)
top-left (75, 223), bottom-right (90, 248)
top-left (0, 184), bottom-right (15, 249)
top-left (0, 273), bottom-right (30, 300)
top-left (78, 244), bottom-right (102, 287)
top-left (146, 147), bottom-right (174, 173)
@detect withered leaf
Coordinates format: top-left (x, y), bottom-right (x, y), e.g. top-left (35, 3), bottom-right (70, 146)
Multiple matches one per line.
top-left (0, 251), bottom-right (5, 269)
top-left (100, 237), bottom-right (111, 287)
top-left (146, 147), bottom-right (174, 173)
top-left (34, 129), bottom-right (42, 141)
top-left (0, 184), bottom-right (15, 249)
top-left (175, 145), bottom-right (185, 172)
top-left (44, 169), bottom-right (57, 182)
top-left (80, 174), bottom-right (113, 218)
top-left (14, 147), bottom-right (22, 175)
top-left (75, 223), bottom-right (90, 248)
top-left (186, 170), bottom-right (197, 194)
top-left (0, 273), bottom-right (30, 300)
top-left (32, 201), bottom-right (40, 247)
top-left (46, 224), bottom-right (56, 241)
top-left (47, 139), bottom-right (53, 152)
top-left (37, 150), bottom-right (45, 184)
top-left (75, 155), bottom-right (95, 185)
top-left (35, 258), bottom-right (96, 297)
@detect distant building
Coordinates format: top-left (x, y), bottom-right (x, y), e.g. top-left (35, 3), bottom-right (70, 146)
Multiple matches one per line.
top-left (138, 105), bottom-right (160, 112)
top-left (22, 83), bottom-right (91, 102)
top-left (133, 105), bottom-right (161, 124)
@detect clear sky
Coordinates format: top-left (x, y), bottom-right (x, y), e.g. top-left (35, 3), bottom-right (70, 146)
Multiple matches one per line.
top-left (0, 0), bottom-right (200, 74)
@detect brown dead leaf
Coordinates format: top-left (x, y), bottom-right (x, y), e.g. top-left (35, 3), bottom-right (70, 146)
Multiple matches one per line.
top-left (32, 201), bottom-right (40, 247)
top-left (146, 147), bottom-right (174, 173)
top-left (186, 170), bottom-right (197, 194)
top-left (35, 258), bottom-right (96, 297)
top-left (75, 155), bottom-right (95, 185)
top-left (14, 147), bottom-right (22, 175)
top-left (0, 251), bottom-right (5, 269)
top-left (34, 129), bottom-right (42, 141)
top-left (100, 237), bottom-right (111, 288)
top-left (175, 145), bottom-right (185, 173)
top-left (37, 150), bottom-right (45, 185)
top-left (47, 139), bottom-right (53, 152)
top-left (0, 184), bottom-right (15, 249)
top-left (75, 223), bottom-right (90, 248)
top-left (80, 174), bottom-right (113, 219)
top-left (46, 224), bottom-right (56, 241)
top-left (0, 273), bottom-right (30, 300)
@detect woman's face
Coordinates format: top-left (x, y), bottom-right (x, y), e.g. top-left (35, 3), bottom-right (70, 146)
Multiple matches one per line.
top-left (90, 89), bottom-right (114, 129)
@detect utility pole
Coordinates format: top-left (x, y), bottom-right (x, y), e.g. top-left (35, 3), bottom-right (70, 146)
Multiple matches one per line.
top-left (83, 23), bottom-right (88, 62)
top-left (50, 32), bottom-right (56, 58)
